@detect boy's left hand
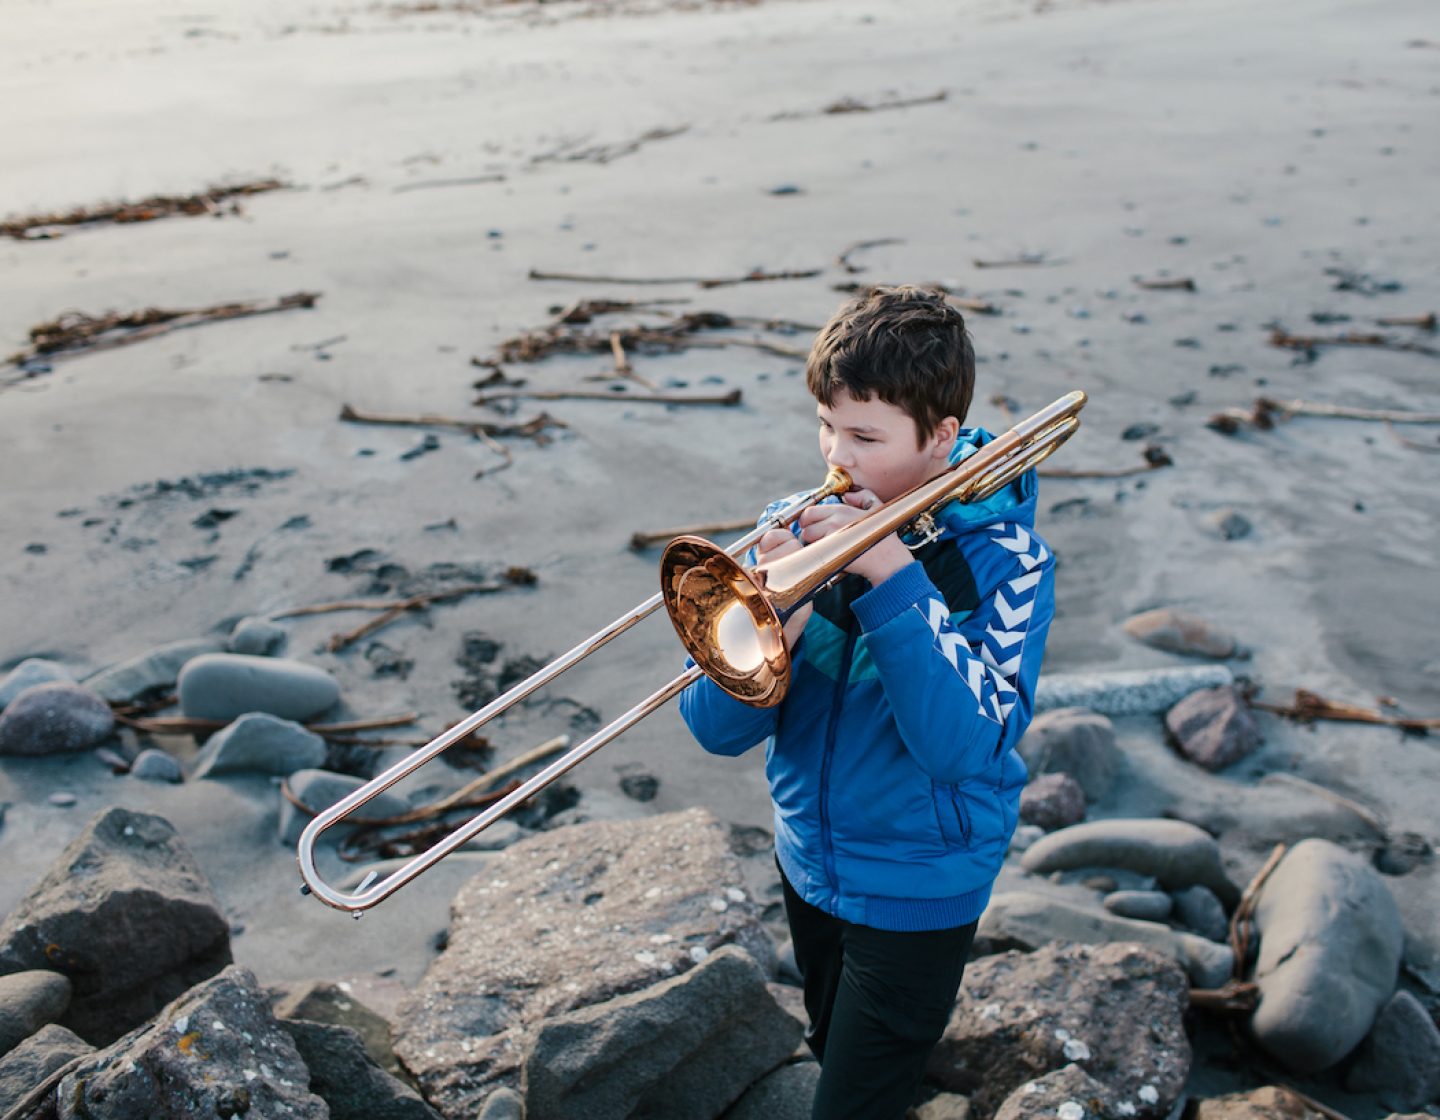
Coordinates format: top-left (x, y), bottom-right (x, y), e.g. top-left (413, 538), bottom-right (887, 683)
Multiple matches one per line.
top-left (797, 490), bottom-right (912, 587)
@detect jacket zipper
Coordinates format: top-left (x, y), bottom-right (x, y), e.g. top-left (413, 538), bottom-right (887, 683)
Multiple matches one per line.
top-left (819, 624), bottom-right (857, 909)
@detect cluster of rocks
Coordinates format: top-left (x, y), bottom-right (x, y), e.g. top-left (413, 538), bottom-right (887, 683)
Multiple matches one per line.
top-left (2, 606), bottom-right (1436, 1118)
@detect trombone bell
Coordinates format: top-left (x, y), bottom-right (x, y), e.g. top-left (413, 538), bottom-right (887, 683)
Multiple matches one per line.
top-left (660, 539), bottom-right (791, 707)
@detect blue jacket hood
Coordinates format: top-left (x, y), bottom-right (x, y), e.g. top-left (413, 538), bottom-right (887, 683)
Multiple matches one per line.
top-left (936, 427), bottom-right (1038, 534)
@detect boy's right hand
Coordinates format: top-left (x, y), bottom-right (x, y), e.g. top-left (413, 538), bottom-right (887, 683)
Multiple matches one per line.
top-left (753, 529), bottom-right (812, 649)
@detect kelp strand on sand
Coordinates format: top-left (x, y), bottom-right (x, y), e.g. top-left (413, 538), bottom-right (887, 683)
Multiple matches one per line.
top-left (1, 179), bottom-right (288, 240)
top-left (6, 292), bottom-right (320, 366)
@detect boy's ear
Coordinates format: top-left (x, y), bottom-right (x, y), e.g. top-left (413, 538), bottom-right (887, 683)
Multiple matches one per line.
top-left (930, 416), bottom-right (961, 457)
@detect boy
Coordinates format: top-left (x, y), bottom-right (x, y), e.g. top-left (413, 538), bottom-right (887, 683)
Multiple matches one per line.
top-left (678, 286), bottom-right (1054, 1119)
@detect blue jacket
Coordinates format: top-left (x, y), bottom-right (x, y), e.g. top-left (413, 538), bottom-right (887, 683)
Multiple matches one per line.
top-left (678, 429), bottom-right (1055, 931)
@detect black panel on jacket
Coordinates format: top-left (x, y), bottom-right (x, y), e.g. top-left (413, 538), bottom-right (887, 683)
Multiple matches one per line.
top-left (811, 537), bottom-right (980, 632)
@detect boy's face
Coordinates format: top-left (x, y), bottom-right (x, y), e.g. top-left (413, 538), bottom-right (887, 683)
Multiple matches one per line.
top-left (816, 390), bottom-right (957, 505)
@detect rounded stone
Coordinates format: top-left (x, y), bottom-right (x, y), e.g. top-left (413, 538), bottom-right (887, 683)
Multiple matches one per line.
top-left (1104, 890), bottom-right (1174, 923)
top-left (1251, 839), bottom-right (1404, 1073)
top-left (1171, 884), bottom-right (1229, 943)
top-left (1016, 708), bottom-right (1120, 800)
top-left (0, 682), bottom-right (115, 756)
top-left (0, 970), bottom-right (72, 1057)
top-left (192, 713), bottom-right (328, 779)
top-left (130, 748), bottom-right (184, 783)
top-left (0, 659), bottom-right (75, 710)
top-left (227, 617), bottom-right (288, 657)
top-left (278, 769), bottom-right (408, 846)
top-left (178, 653), bottom-right (340, 722)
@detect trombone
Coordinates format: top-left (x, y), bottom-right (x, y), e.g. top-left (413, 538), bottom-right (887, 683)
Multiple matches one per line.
top-left (297, 390), bottom-right (1086, 913)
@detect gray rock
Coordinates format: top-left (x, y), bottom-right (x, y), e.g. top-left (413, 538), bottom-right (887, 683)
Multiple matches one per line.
top-left (1171, 885), bottom-right (1229, 943)
top-left (1009, 824), bottom-right (1045, 854)
top-left (1192, 1086), bottom-right (1332, 1120)
top-left (178, 652), bottom-right (340, 722)
top-left (192, 711), bottom-right (327, 779)
top-left (914, 1091), bottom-right (973, 1120)
top-left (928, 942), bottom-right (1191, 1118)
top-left (979, 892), bottom-right (1234, 989)
top-left (0, 1023), bottom-right (92, 1112)
top-left (1020, 772), bottom-right (1087, 831)
top-left (1251, 838), bottom-right (1404, 1073)
top-left (522, 944), bottom-right (801, 1120)
top-left (1165, 686), bottom-right (1263, 771)
top-left (993, 1064), bottom-right (1117, 1120)
top-left (56, 965), bottom-right (326, 1119)
top-left (1344, 989), bottom-right (1440, 1109)
top-left (479, 1087), bottom-right (525, 1120)
top-left (1016, 708), bottom-right (1120, 800)
top-left (279, 769), bottom-right (411, 846)
top-left (129, 747), bottom-right (183, 782)
top-left (272, 977), bottom-right (405, 1079)
top-left (283, 1018), bottom-right (441, 1119)
top-left (0, 683), bottom-right (114, 756)
top-left (0, 659), bottom-right (74, 709)
top-left (1035, 666), bottom-right (1234, 717)
top-left (1104, 890), bottom-right (1173, 923)
top-left (393, 808), bottom-right (778, 1117)
top-left (725, 1060), bottom-right (820, 1120)
top-left (83, 637), bottom-right (223, 703)
top-left (1021, 818), bottom-right (1238, 906)
top-left (0, 807), bottom-right (232, 1044)
top-left (227, 615), bottom-right (289, 656)
top-left (0, 970), bottom-right (71, 1058)
top-left (1122, 608), bottom-right (1239, 659)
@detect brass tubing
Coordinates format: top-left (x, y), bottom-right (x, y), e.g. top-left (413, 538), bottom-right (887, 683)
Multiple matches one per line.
top-left (296, 471), bottom-right (849, 911)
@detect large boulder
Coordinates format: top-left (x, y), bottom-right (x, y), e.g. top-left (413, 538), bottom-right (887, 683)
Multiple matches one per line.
top-left (55, 965), bottom-right (327, 1120)
top-left (1250, 839), bottom-right (1403, 1073)
top-left (0, 1024), bottom-right (92, 1113)
top-left (177, 652), bottom-right (340, 722)
top-left (0, 683), bottom-right (114, 756)
top-left (1021, 818), bottom-right (1238, 906)
top-left (283, 1018), bottom-right (440, 1120)
top-left (928, 942), bottom-right (1191, 1119)
top-left (392, 807), bottom-right (777, 1118)
top-left (1016, 709), bottom-right (1121, 801)
top-left (725, 1061), bottom-right (821, 1120)
top-left (0, 808), bottom-right (232, 1044)
top-left (272, 977), bottom-right (406, 1079)
top-left (522, 944), bottom-right (800, 1119)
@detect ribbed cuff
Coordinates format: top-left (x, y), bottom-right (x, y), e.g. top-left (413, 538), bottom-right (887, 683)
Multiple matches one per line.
top-left (852, 561), bottom-right (930, 631)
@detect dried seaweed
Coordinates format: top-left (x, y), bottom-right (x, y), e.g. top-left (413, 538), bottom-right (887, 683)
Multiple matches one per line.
top-left (529, 266), bottom-right (821, 288)
top-left (1269, 327), bottom-right (1440, 359)
top-left (7, 292), bottom-right (320, 366)
top-left (1, 179), bottom-right (288, 240)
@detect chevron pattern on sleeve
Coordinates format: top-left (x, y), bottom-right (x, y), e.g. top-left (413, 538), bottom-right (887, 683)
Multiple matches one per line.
top-left (914, 522), bottom-right (1049, 724)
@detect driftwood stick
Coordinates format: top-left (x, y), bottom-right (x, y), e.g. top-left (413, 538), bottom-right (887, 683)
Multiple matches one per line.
top-left (1188, 980), bottom-right (1259, 1013)
top-left (1135, 276), bottom-right (1196, 291)
top-left (339, 403), bottom-right (566, 440)
top-left (325, 584), bottom-right (507, 652)
top-left (8, 292), bottom-right (320, 366)
top-left (945, 295), bottom-right (1001, 315)
top-left (973, 255), bottom-right (1060, 269)
top-left (837, 238), bottom-right (903, 273)
top-left (631, 518), bottom-right (755, 551)
top-left (1269, 328), bottom-right (1440, 358)
top-left (1038, 446), bottom-right (1172, 480)
top-left (529, 267), bottom-right (821, 288)
top-left (1208, 397), bottom-right (1440, 433)
top-left (1228, 842), bottom-right (1288, 975)
top-left (1375, 312), bottom-right (1436, 330)
top-left (1250, 688), bottom-right (1439, 732)
top-left (473, 387), bottom-right (741, 407)
top-left (391, 174), bottom-right (505, 193)
top-left (1387, 421), bottom-right (1440, 452)
top-left (111, 711), bottom-right (419, 737)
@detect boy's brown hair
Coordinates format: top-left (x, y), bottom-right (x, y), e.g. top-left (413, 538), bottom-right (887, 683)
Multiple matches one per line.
top-left (805, 285), bottom-right (975, 445)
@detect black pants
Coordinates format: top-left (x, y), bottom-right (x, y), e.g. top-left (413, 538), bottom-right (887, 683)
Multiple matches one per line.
top-left (781, 871), bottom-right (977, 1120)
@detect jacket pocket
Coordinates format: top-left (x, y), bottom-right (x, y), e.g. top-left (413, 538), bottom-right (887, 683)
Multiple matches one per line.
top-left (932, 783), bottom-right (972, 848)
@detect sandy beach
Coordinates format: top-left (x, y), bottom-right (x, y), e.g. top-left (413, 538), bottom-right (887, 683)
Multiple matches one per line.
top-left (2, 0), bottom-right (1437, 1112)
